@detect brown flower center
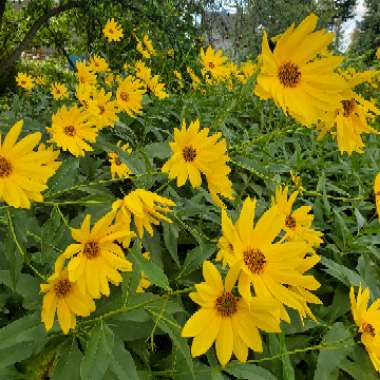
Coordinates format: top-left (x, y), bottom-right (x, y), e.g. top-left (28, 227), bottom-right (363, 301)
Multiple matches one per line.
top-left (83, 241), bottom-right (100, 259)
top-left (98, 105), bottom-right (105, 115)
top-left (208, 62), bottom-right (215, 69)
top-left (114, 157), bottom-right (122, 166)
top-left (21, 80), bottom-right (26, 85)
top-left (54, 279), bottom-right (72, 297)
top-left (215, 292), bottom-right (238, 317)
top-left (64, 125), bottom-right (76, 136)
top-left (342, 99), bottom-right (356, 117)
top-left (285, 215), bottom-right (296, 229)
top-left (0, 156), bottom-right (12, 177)
top-left (243, 248), bottom-right (266, 274)
top-left (278, 61), bottom-right (301, 88)
top-left (182, 145), bottom-right (197, 162)
top-left (362, 322), bottom-right (376, 337)
top-left (120, 92), bottom-right (129, 102)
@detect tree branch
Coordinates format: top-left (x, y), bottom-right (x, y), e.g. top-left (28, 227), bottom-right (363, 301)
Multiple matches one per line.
top-left (1, 0), bottom-right (84, 70)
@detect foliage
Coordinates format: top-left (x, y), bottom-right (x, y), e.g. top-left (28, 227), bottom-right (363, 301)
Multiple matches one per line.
top-left (0, 8), bottom-right (380, 380)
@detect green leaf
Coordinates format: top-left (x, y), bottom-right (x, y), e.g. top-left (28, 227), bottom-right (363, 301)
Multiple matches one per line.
top-left (46, 157), bottom-right (79, 196)
top-left (313, 322), bottom-right (354, 380)
top-left (80, 322), bottom-right (115, 380)
top-left (144, 142), bottom-right (171, 159)
top-left (320, 257), bottom-right (362, 287)
top-left (129, 241), bottom-right (171, 291)
top-left (163, 223), bottom-right (180, 267)
top-left (224, 362), bottom-right (277, 380)
top-left (279, 333), bottom-right (295, 380)
top-left (52, 339), bottom-right (83, 380)
top-left (109, 336), bottom-right (140, 380)
top-left (177, 243), bottom-right (215, 280)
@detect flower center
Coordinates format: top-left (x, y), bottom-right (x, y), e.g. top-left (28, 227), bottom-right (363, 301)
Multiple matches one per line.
top-left (342, 99), bottom-right (356, 117)
top-left (83, 241), bottom-right (100, 259)
top-left (278, 61), bottom-right (301, 88)
top-left (285, 215), bottom-right (296, 229)
top-left (54, 279), bottom-right (72, 297)
top-left (243, 248), bottom-right (266, 274)
top-left (215, 292), bottom-right (238, 317)
top-left (114, 157), bottom-right (122, 166)
top-left (208, 62), bottom-right (215, 69)
top-left (98, 105), bottom-right (105, 115)
top-left (64, 125), bottom-right (76, 137)
top-left (362, 322), bottom-right (376, 337)
top-left (120, 92), bottom-right (129, 102)
top-left (0, 156), bottom-right (12, 177)
top-left (182, 145), bottom-right (197, 162)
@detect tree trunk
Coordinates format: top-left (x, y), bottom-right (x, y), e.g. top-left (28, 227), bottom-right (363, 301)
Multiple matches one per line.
top-left (0, 0), bottom-right (84, 93)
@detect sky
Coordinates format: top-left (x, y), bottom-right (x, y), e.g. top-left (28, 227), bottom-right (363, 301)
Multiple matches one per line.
top-left (341, 0), bottom-right (366, 51)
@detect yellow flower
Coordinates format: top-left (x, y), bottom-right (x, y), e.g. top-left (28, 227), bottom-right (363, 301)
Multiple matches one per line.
top-left (86, 88), bottom-right (119, 129)
top-left (290, 171), bottom-right (304, 193)
top-left (135, 60), bottom-right (152, 84)
top-left (88, 54), bottom-right (110, 73)
top-left (162, 119), bottom-right (233, 207)
top-left (35, 75), bottom-right (46, 86)
top-left (376, 47), bottom-right (380, 60)
top-left (187, 67), bottom-right (201, 89)
top-left (255, 14), bottom-right (347, 126)
top-left (112, 189), bottom-right (175, 240)
top-left (350, 286), bottom-right (380, 372)
top-left (143, 35), bottom-right (156, 56)
top-left (317, 70), bottom-right (379, 155)
top-left (103, 18), bottom-right (123, 42)
top-left (218, 198), bottom-right (321, 322)
top-left (148, 75), bottom-right (169, 99)
top-left (237, 61), bottom-right (257, 83)
top-left (374, 173), bottom-right (380, 222)
top-left (167, 48), bottom-right (175, 58)
top-left (48, 105), bottom-right (98, 157)
top-left (40, 257), bottom-right (95, 334)
top-left (51, 82), bottom-right (69, 100)
top-left (136, 39), bottom-right (151, 59)
top-left (0, 120), bottom-right (60, 208)
top-left (16, 72), bottom-right (35, 90)
top-left (116, 76), bottom-right (146, 117)
top-left (75, 82), bottom-right (96, 107)
top-left (174, 70), bottom-right (184, 89)
top-left (76, 61), bottom-right (97, 85)
top-left (108, 141), bottom-right (132, 179)
top-left (181, 261), bottom-right (281, 366)
top-left (200, 46), bottom-right (229, 81)
top-left (105, 73), bottom-right (115, 87)
top-left (273, 186), bottom-right (323, 249)
top-left (62, 213), bottom-right (134, 298)
top-left (136, 252), bottom-right (151, 293)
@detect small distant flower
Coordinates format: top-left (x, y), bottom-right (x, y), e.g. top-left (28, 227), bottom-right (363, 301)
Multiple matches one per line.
top-left (374, 172), bottom-right (380, 222)
top-left (108, 141), bottom-right (132, 179)
top-left (35, 75), bottom-right (47, 86)
top-left (16, 72), bottom-right (35, 90)
top-left (272, 186), bottom-right (323, 249)
top-left (103, 18), bottom-right (123, 42)
top-left (290, 171), bottom-right (305, 193)
top-left (88, 54), bottom-right (110, 73)
top-left (200, 46), bottom-right (229, 81)
top-left (76, 61), bottom-right (97, 85)
top-left (136, 34), bottom-right (156, 59)
top-left (0, 120), bottom-right (61, 208)
top-left (187, 67), bottom-right (201, 89)
top-left (48, 105), bottom-right (97, 157)
top-left (181, 261), bottom-right (281, 366)
top-left (51, 82), bottom-right (69, 100)
top-left (376, 47), bottom-right (380, 60)
top-left (40, 257), bottom-right (95, 334)
top-left (143, 35), bottom-right (156, 56)
top-left (148, 75), bottom-right (169, 99)
top-left (75, 82), bottom-right (96, 108)
top-left (167, 48), bottom-right (175, 58)
top-left (62, 213), bottom-right (134, 298)
top-left (112, 189), bottom-right (175, 240)
top-left (105, 73), bottom-right (115, 87)
top-left (350, 286), bottom-right (380, 372)
top-left (116, 76), bottom-right (146, 117)
top-left (86, 88), bottom-right (119, 129)
top-left (237, 60), bottom-right (257, 83)
top-left (162, 119), bottom-right (233, 207)
top-left (136, 252), bottom-right (151, 293)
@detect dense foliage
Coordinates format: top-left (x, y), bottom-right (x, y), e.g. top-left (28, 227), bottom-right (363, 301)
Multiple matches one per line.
top-left (0, 4), bottom-right (380, 380)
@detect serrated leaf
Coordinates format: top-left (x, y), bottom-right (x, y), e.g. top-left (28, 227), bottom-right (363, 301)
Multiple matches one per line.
top-left (224, 362), bottom-right (277, 380)
top-left (46, 157), bottom-right (79, 195)
top-left (163, 223), bottom-right (180, 267)
top-left (320, 257), bottom-right (362, 287)
top-left (109, 336), bottom-right (140, 380)
top-left (80, 322), bottom-right (115, 380)
top-left (52, 339), bottom-right (82, 380)
top-left (129, 242), bottom-right (171, 291)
